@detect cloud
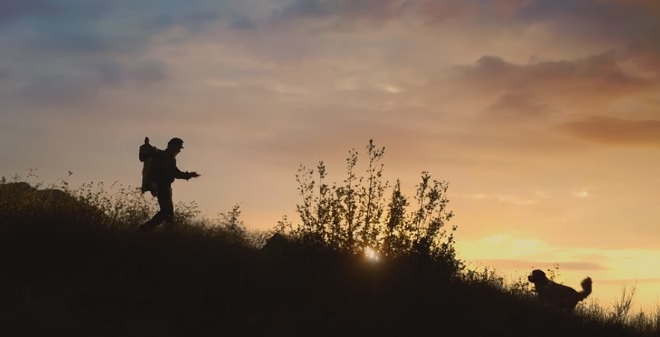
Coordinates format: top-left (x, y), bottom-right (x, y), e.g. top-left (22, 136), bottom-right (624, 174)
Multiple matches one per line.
top-left (2, 2), bottom-right (231, 56)
top-left (0, 0), bottom-right (206, 107)
top-left (441, 52), bottom-right (659, 129)
top-left (561, 116), bottom-right (660, 146)
top-left (456, 234), bottom-right (614, 273)
top-left (469, 259), bottom-right (605, 271)
top-left (463, 193), bottom-right (536, 206)
top-left (485, 91), bottom-right (550, 121)
top-left (271, 0), bottom-right (542, 27)
top-left (572, 189), bottom-right (589, 198)
top-left (456, 53), bottom-right (648, 94)
top-left (598, 278), bottom-right (660, 285)
top-left (274, 0), bottom-right (412, 21)
top-left (0, 0), bottom-right (56, 26)
top-left (9, 59), bottom-right (169, 106)
top-left (141, 9), bottom-right (256, 33)
top-left (271, 0), bottom-right (481, 27)
top-left (131, 60), bottom-right (169, 84)
top-left (516, 0), bottom-right (660, 73)
top-left (22, 33), bottom-right (123, 56)
top-left (146, 11), bottom-right (220, 30)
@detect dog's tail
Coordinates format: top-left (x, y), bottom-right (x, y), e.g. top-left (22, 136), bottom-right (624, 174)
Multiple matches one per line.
top-left (578, 277), bottom-right (593, 301)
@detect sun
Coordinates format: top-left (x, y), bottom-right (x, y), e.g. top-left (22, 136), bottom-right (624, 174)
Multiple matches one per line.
top-left (364, 247), bottom-right (380, 262)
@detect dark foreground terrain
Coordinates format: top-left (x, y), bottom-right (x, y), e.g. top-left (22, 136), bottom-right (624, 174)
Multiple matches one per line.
top-left (0, 221), bottom-right (650, 337)
top-left (0, 181), bottom-right (655, 337)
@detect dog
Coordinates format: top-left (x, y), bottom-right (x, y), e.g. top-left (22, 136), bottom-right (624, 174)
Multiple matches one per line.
top-left (528, 269), bottom-right (592, 311)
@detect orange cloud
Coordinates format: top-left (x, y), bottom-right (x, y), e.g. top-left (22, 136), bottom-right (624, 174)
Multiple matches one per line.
top-left (485, 91), bottom-right (550, 121)
top-left (561, 116), bottom-right (660, 145)
top-left (469, 259), bottom-right (605, 271)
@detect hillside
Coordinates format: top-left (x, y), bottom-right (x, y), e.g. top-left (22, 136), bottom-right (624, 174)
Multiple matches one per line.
top-left (0, 226), bottom-right (651, 335)
top-left (0, 181), bottom-right (657, 337)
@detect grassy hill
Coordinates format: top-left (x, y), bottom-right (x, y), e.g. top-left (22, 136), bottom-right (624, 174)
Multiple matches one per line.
top-left (1, 181), bottom-right (658, 337)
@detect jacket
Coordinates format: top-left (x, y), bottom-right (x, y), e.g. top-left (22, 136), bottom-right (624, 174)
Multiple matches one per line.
top-left (151, 149), bottom-right (195, 188)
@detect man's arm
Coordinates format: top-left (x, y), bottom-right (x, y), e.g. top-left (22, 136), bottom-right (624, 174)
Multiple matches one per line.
top-left (174, 167), bottom-right (200, 180)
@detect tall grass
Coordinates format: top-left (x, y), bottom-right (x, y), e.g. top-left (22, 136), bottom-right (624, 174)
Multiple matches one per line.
top-left (1, 173), bottom-right (659, 336)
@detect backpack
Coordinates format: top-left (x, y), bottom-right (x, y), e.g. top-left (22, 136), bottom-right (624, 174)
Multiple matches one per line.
top-left (139, 137), bottom-right (162, 196)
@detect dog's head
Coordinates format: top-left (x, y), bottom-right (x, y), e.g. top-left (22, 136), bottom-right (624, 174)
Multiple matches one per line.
top-left (528, 269), bottom-right (549, 285)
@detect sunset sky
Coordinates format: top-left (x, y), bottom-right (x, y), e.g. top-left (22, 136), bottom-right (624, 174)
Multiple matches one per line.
top-left (2, 0), bottom-right (660, 311)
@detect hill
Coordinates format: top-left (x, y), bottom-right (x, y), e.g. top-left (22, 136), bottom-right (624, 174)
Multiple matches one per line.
top-left (0, 211), bottom-right (649, 335)
top-left (1, 181), bottom-right (657, 337)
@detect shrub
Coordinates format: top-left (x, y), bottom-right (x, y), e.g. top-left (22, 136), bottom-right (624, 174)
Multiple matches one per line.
top-left (283, 140), bottom-right (462, 277)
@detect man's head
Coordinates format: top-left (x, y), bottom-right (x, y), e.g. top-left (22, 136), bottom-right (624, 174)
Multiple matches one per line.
top-left (167, 137), bottom-right (184, 155)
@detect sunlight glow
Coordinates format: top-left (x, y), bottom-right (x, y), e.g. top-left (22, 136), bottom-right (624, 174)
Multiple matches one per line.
top-left (572, 189), bottom-right (589, 198)
top-left (364, 247), bottom-right (380, 262)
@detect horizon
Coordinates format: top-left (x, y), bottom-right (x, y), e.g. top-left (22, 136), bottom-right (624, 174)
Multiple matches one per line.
top-left (2, 0), bottom-right (660, 313)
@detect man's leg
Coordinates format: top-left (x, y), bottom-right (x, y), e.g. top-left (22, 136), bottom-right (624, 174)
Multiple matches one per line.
top-left (138, 187), bottom-right (172, 231)
top-left (138, 209), bottom-right (164, 231)
top-left (159, 187), bottom-right (175, 227)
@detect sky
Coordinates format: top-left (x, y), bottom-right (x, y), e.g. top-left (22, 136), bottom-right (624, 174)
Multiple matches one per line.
top-left (2, 0), bottom-right (660, 312)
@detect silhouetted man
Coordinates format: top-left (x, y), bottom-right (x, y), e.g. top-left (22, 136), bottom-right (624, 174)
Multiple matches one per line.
top-left (139, 137), bottom-right (200, 231)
